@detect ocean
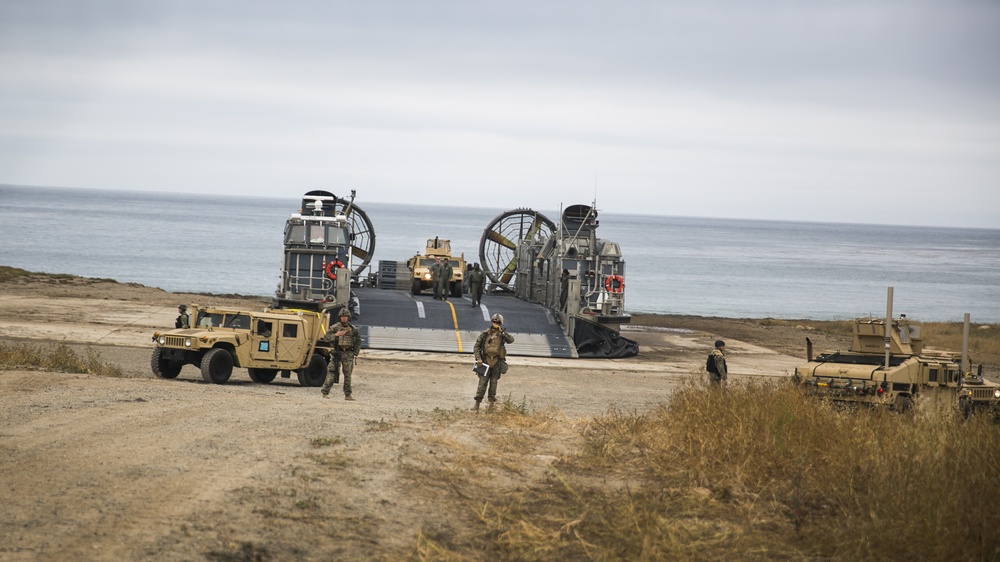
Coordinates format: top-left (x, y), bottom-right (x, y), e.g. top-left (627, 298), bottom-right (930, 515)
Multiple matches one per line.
top-left (2, 184), bottom-right (999, 322)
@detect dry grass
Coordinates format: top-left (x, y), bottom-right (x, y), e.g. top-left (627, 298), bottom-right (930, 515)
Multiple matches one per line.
top-left (0, 341), bottom-right (125, 377)
top-left (410, 382), bottom-right (1000, 561)
top-left (0, 265), bottom-right (116, 284)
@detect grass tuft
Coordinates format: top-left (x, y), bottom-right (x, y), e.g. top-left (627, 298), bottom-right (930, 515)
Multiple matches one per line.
top-left (0, 341), bottom-right (124, 377)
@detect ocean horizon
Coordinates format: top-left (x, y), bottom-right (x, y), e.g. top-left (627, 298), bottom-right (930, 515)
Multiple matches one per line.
top-left (2, 184), bottom-right (999, 322)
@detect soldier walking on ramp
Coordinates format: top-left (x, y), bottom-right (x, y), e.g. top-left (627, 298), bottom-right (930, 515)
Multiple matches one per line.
top-left (472, 313), bottom-right (515, 411)
top-left (322, 308), bottom-right (362, 400)
top-left (467, 263), bottom-right (485, 307)
top-left (430, 257), bottom-right (443, 300)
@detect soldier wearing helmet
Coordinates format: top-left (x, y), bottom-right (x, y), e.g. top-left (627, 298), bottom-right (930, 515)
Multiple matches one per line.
top-left (175, 304), bottom-right (190, 329)
top-left (321, 307), bottom-right (361, 401)
top-left (471, 313), bottom-right (515, 411)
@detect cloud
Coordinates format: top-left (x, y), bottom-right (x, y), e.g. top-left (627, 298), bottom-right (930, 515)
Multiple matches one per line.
top-left (1, 0), bottom-right (998, 227)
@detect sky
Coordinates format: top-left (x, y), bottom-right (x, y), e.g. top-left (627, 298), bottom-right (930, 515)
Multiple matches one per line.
top-left (1, 0), bottom-right (999, 228)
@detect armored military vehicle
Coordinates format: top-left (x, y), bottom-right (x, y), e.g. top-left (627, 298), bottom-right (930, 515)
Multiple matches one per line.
top-left (407, 236), bottom-right (466, 297)
top-left (794, 288), bottom-right (1000, 417)
top-left (479, 204), bottom-right (638, 358)
top-left (151, 305), bottom-right (332, 387)
top-left (273, 190), bottom-right (376, 312)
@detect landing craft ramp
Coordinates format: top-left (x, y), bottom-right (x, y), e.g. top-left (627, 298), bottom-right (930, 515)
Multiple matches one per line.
top-left (353, 287), bottom-right (576, 358)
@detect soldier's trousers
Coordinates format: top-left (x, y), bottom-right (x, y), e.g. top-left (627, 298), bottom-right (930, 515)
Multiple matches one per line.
top-left (435, 279), bottom-right (448, 298)
top-left (322, 353), bottom-right (356, 396)
top-left (474, 359), bottom-right (506, 402)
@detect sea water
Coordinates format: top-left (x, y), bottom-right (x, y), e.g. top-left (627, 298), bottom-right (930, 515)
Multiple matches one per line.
top-left (2, 185), bottom-right (998, 322)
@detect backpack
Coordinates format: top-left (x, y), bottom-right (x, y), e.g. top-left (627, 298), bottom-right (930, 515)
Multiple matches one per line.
top-left (706, 353), bottom-right (718, 374)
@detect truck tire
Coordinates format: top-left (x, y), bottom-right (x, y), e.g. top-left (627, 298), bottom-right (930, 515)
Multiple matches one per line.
top-left (959, 397), bottom-right (973, 419)
top-left (248, 368), bottom-right (279, 383)
top-left (411, 278), bottom-right (422, 295)
top-left (451, 281), bottom-right (462, 298)
top-left (151, 348), bottom-right (182, 379)
top-left (893, 394), bottom-right (912, 413)
top-left (200, 348), bottom-right (234, 384)
top-left (297, 354), bottom-right (327, 387)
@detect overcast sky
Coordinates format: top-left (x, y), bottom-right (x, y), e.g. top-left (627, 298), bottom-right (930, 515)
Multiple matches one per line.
top-left (2, 1), bottom-right (998, 228)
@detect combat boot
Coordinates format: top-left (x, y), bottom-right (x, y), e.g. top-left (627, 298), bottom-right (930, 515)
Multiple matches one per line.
top-left (471, 400), bottom-right (480, 411)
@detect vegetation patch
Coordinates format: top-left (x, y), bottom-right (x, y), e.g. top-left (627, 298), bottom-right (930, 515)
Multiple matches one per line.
top-left (0, 341), bottom-right (124, 377)
top-left (0, 265), bottom-right (116, 285)
top-left (407, 381), bottom-right (1000, 561)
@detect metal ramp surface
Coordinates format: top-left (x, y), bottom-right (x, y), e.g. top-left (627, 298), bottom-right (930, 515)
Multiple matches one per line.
top-left (354, 287), bottom-right (576, 358)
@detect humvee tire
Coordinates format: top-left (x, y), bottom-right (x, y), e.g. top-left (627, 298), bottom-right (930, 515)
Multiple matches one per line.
top-left (248, 368), bottom-right (279, 383)
top-left (959, 396), bottom-right (973, 419)
top-left (297, 354), bottom-right (327, 387)
top-left (151, 348), bottom-right (182, 379)
top-left (411, 278), bottom-right (422, 295)
top-left (893, 394), bottom-right (912, 413)
top-left (201, 348), bottom-right (234, 384)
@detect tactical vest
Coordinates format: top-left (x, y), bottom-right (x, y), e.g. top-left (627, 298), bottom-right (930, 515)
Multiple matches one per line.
top-left (334, 324), bottom-right (354, 350)
top-left (483, 331), bottom-right (504, 361)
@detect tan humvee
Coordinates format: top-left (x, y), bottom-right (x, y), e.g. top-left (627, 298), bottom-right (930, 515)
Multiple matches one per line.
top-left (407, 236), bottom-right (466, 297)
top-left (151, 305), bottom-right (333, 386)
top-left (794, 315), bottom-right (1000, 417)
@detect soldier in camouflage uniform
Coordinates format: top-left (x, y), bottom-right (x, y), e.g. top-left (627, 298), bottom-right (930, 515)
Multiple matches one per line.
top-left (322, 308), bottom-right (362, 400)
top-left (467, 263), bottom-right (485, 307)
top-left (175, 304), bottom-right (190, 329)
top-left (472, 313), bottom-right (515, 410)
top-left (707, 340), bottom-right (728, 387)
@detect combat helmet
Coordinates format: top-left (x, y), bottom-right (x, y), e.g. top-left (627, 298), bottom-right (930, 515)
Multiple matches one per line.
top-left (491, 313), bottom-right (503, 325)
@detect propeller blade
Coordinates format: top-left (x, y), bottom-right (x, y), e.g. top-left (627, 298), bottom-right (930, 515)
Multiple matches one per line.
top-left (351, 246), bottom-right (369, 260)
top-left (486, 230), bottom-right (517, 250)
top-left (498, 257), bottom-right (516, 284)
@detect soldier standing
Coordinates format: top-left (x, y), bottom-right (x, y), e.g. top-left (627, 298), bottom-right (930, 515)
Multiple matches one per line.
top-left (322, 308), bottom-right (362, 401)
top-left (430, 257), bottom-right (443, 300)
top-left (467, 263), bottom-right (485, 307)
top-left (175, 305), bottom-right (190, 329)
top-left (472, 313), bottom-right (515, 411)
top-left (707, 340), bottom-right (728, 387)
top-left (439, 259), bottom-right (453, 300)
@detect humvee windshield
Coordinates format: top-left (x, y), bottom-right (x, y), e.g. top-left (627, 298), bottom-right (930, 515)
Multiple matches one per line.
top-left (224, 314), bottom-right (250, 329)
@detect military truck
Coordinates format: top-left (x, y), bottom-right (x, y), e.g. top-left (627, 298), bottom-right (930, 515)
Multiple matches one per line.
top-left (794, 294), bottom-right (1000, 417)
top-left (151, 305), bottom-right (332, 386)
top-left (407, 237), bottom-right (466, 297)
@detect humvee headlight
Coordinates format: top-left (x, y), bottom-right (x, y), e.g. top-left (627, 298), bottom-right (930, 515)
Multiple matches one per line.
top-left (994, 389), bottom-right (1000, 399)
top-left (185, 338), bottom-right (192, 347)
top-left (158, 336), bottom-right (166, 345)
top-left (423, 273), bottom-right (431, 280)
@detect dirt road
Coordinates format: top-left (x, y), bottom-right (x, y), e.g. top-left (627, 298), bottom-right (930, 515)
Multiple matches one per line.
top-left (0, 275), bottom-right (808, 560)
